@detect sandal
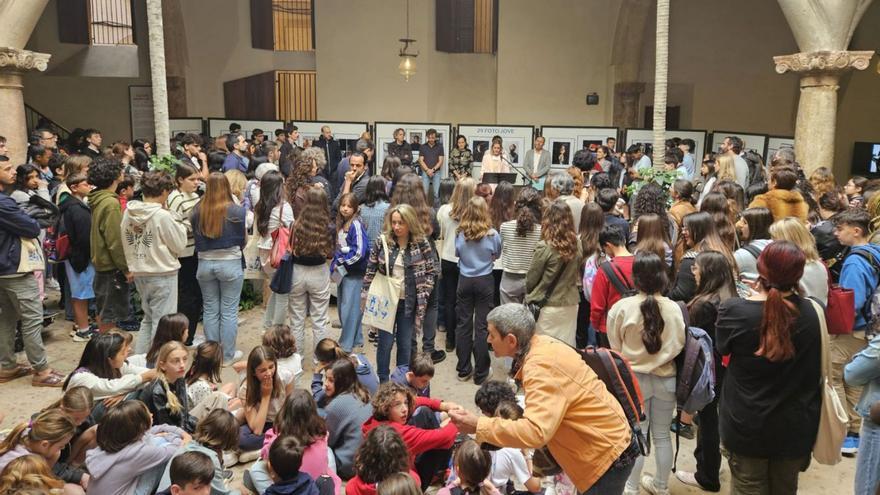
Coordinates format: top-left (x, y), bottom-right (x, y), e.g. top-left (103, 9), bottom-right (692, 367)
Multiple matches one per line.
top-left (32, 370), bottom-right (65, 388)
top-left (0, 364), bottom-right (33, 383)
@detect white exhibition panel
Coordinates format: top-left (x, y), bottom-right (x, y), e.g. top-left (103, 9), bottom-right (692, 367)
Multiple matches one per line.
top-left (624, 129), bottom-right (708, 164)
top-left (539, 126), bottom-right (618, 172)
top-left (374, 122), bottom-right (452, 177)
top-left (169, 118), bottom-right (205, 136)
top-left (709, 131), bottom-right (768, 157)
top-left (207, 119), bottom-right (283, 138)
top-left (766, 136), bottom-right (795, 160)
top-left (292, 121), bottom-right (369, 155)
top-left (457, 124), bottom-right (535, 184)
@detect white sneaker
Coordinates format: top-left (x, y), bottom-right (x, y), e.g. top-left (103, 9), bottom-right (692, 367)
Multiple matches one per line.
top-left (238, 449), bottom-right (260, 464)
top-left (640, 475), bottom-right (670, 495)
top-left (223, 350), bottom-right (244, 367)
top-left (191, 334), bottom-right (206, 347)
top-left (222, 450), bottom-right (239, 467)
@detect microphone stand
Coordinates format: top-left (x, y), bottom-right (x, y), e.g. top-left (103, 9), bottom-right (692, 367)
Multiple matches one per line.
top-left (501, 155), bottom-right (535, 187)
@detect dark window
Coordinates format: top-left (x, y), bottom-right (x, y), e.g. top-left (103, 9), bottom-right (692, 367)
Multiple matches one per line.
top-left (436, 0), bottom-right (498, 54)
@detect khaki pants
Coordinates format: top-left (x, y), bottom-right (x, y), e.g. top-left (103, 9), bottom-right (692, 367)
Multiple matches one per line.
top-left (189, 391), bottom-right (229, 421)
top-left (830, 331), bottom-right (868, 433)
top-left (728, 453), bottom-right (810, 495)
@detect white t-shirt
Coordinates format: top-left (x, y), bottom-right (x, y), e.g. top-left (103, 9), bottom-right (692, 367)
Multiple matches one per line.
top-left (437, 204), bottom-right (459, 262)
top-left (489, 448), bottom-right (532, 490)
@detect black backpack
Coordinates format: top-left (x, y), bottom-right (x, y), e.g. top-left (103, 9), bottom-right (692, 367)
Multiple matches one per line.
top-left (600, 260), bottom-right (637, 298)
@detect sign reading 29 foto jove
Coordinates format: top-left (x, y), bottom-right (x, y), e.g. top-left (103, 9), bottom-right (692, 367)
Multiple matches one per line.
top-left (456, 124), bottom-right (535, 183)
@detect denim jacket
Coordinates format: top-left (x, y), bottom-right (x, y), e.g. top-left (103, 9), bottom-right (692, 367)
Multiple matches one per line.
top-left (845, 333), bottom-right (880, 418)
top-left (192, 204), bottom-right (247, 254)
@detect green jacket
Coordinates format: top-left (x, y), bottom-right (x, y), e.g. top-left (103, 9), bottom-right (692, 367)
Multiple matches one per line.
top-left (525, 241), bottom-right (583, 307)
top-left (89, 189), bottom-right (128, 273)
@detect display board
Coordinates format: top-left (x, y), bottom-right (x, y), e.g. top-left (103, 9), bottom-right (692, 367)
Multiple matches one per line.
top-left (709, 131), bottom-right (768, 157)
top-left (374, 122), bottom-right (452, 177)
top-left (623, 129), bottom-right (708, 165)
top-left (207, 119), bottom-right (283, 139)
top-left (766, 136), bottom-right (795, 160)
top-left (169, 118), bottom-right (205, 136)
top-left (539, 126), bottom-right (618, 172)
top-left (291, 121), bottom-right (370, 156)
top-left (129, 86), bottom-right (154, 141)
top-left (457, 124), bottom-right (535, 183)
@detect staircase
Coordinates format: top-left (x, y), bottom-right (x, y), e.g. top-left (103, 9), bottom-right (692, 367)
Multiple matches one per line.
top-left (24, 104), bottom-right (71, 142)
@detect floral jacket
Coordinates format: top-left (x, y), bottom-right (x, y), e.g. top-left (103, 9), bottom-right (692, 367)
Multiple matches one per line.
top-left (450, 148), bottom-right (473, 178)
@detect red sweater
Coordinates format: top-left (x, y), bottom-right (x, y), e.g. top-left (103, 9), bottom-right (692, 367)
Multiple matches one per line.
top-left (589, 255), bottom-right (635, 334)
top-left (361, 397), bottom-right (458, 466)
top-left (345, 470), bottom-right (421, 495)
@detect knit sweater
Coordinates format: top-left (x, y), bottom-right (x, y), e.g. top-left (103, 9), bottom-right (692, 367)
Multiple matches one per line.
top-left (606, 294), bottom-right (687, 377)
top-left (325, 392), bottom-right (373, 479)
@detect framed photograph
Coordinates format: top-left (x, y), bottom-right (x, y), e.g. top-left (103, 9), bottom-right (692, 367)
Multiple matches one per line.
top-left (456, 124), bottom-right (535, 182)
top-left (550, 139), bottom-right (573, 166)
top-left (207, 119), bottom-right (284, 139)
top-left (129, 86), bottom-right (154, 141)
top-left (709, 131), bottom-right (769, 158)
top-left (623, 128), bottom-right (708, 164)
top-left (540, 126), bottom-right (618, 172)
top-left (374, 122), bottom-right (452, 177)
top-left (766, 136), bottom-right (795, 161)
top-left (291, 121), bottom-right (370, 154)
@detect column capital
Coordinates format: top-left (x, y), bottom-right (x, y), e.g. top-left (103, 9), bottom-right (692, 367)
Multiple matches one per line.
top-left (0, 47), bottom-right (50, 73)
top-left (773, 50), bottom-right (874, 75)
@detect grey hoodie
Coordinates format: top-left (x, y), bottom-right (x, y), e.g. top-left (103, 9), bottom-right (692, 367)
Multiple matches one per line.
top-left (121, 200), bottom-right (188, 276)
top-left (86, 424), bottom-right (184, 495)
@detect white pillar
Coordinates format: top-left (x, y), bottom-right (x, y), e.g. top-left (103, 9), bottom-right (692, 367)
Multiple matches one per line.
top-left (146, 0), bottom-right (170, 156)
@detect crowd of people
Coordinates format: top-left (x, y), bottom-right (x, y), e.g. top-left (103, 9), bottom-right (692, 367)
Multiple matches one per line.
top-left (0, 124), bottom-right (878, 495)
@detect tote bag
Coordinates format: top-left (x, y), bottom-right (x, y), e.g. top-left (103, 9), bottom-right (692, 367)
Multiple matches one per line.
top-left (17, 238), bottom-right (45, 273)
top-left (362, 235), bottom-right (403, 332)
top-left (808, 298), bottom-right (849, 465)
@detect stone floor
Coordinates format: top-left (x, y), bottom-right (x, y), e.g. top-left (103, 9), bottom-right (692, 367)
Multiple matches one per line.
top-left (0, 301), bottom-right (857, 494)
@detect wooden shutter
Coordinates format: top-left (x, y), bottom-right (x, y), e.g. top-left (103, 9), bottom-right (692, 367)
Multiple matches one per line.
top-left (58, 0), bottom-right (90, 44)
top-left (251, 0), bottom-right (274, 50)
top-left (224, 71), bottom-right (276, 120)
top-left (436, 0), bottom-right (496, 53)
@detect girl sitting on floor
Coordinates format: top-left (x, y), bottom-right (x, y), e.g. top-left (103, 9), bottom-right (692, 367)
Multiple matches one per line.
top-left (238, 346), bottom-right (294, 453)
top-left (322, 358), bottom-right (373, 480)
top-left (128, 313), bottom-right (189, 368)
top-left (0, 409), bottom-right (80, 494)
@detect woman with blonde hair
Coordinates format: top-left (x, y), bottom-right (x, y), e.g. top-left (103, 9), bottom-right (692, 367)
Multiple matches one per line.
top-left (525, 199), bottom-right (583, 346)
top-left (362, 204), bottom-right (438, 382)
top-left (192, 172), bottom-right (247, 364)
top-left (437, 177), bottom-right (476, 352)
top-left (809, 167), bottom-right (837, 200)
top-left (714, 154), bottom-right (737, 183)
top-left (0, 454), bottom-right (67, 494)
top-left (454, 196), bottom-right (501, 384)
top-left (769, 217), bottom-right (829, 305)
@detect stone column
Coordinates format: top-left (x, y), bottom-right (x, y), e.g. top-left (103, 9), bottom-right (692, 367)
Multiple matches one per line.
top-left (613, 82), bottom-right (645, 130)
top-left (774, 50), bottom-right (874, 175)
top-left (0, 48), bottom-right (50, 164)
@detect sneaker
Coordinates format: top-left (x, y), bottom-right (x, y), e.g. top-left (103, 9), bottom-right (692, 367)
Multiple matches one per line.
top-left (671, 420), bottom-right (695, 440)
top-left (191, 334), bottom-right (206, 347)
top-left (243, 469), bottom-right (256, 493)
top-left (675, 470), bottom-right (720, 492)
top-left (457, 370), bottom-right (473, 382)
top-left (116, 319), bottom-right (140, 332)
top-left (223, 350), bottom-right (244, 367)
top-left (841, 434), bottom-right (859, 457)
top-left (430, 350), bottom-right (447, 364)
top-left (368, 330), bottom-right (378, 343)
top-left (640, 475), bottom-right (670, 495)
top-left (238, 449), bottom-right (260, 464)
top-left (222, 450), bottom-right (238, 467)
top-left (445, 342), bottom-right (455, 352)
top-left (72, 327), bottom-right (98, 342)
top-left (221, 469), bottom-right (235, 482)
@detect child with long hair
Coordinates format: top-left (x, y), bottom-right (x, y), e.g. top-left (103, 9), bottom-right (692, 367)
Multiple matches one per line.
top-left (63, 333), bottom-right (157, 409)
top-left (247, 390), bottom-right (342, 494)
top-left (715, 241), bottom-right (821, 493)
top-left (437, 177), bottom-right (477, 352)
top-left (668, 212), bottom-right (738, 303)
top-left (674, 251), bottom-right (737, 492)
top-left (0, 410), bottom-right (77, 494)
top-left (769, 217), bottom-right (830, 305)
top-left (525, 199), bottom-right (583, 347)
top-left (312, 338), bottom-right (378, 403)
top-left (334, 192), bottom-right (370, 352)
top-left (322, 358), bottom-right (373, 479)
top-left (454, 196), bottom-right (501, 384)
top-left (157, 409), bottom-right (240, 495)
top-left (362, 204), bottom-right (438, 382)
top-left (363, 382), bottom-right (459, 490)
top-left (39, 387), bottom-right (94, 488)
top-left (438, 439), bottom-right (500, 495)
top-left (186, 341), bottom-right (240, 413)
top-left (346, 425), bottom-right (421, 495)
top-left (86, 400), bottom-right (188, 495)
top-left (606, 252), bottom-right (686, 494)
top-left (700, 191), bottom-right (737, 248)
top-left (138, 341), bottom-right (223, 431)
top-left (128, 312), bottom-right (189, 368)
top-left (579, 202), bottom-right (605, 348)
top-left (168, 160), bottom-right (203, 345)
top-left (192, 172), bottom-right (247, 364)
top-left (633, 213), bottom-right (673, 267)
top-left (696, 155), bottom-right (717, 209)
top-left (499, 186), bottom-right (542, 305)
top-left (0, 454), bottom-right (66, 494)
top-left (254, 169), bottom-right (294, 328)
top-left (377, 472), bottom-right (422, 495)
top-left (488, 182), bottom-right (515, 307)
top-left (845, 175), bottom-right (868, 209)
top-left (263, 324), bottom-right (304, 383)
top-left (237, 346), bottom-right (294, 452)
top-left (733, 207), bottom-right (774, 281)
top-left (289, 187), bottom-right (334, 354)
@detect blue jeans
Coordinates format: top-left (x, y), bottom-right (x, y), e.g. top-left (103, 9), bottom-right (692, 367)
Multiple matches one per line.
top-left (583, 456), bottom-right (635, 494)
top-left (856, 419), bottom-right (880, 495)
top-left (133, 274), bottom-right (179, 354)
top-left (133, 461), bottom-right (168, 495)
top-left (196, 258), bottom-right (243, 362)
top-left (337, 273), bottom-right (365, 352)
top-left (376, 304), bottom-right (414, 382)
top-left (422, 172), bottom-right (441, 203)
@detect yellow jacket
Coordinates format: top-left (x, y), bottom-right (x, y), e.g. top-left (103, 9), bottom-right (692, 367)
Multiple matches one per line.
top-left (475, 335), bottom-right (632, 492)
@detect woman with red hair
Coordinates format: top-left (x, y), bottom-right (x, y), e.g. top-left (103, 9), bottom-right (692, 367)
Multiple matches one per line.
top-left (714, 241), bottom-right (822, 494)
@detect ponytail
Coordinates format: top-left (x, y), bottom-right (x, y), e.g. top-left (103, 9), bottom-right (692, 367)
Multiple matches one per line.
top-left (640, 295), bottom-right (665, 354)
top-left (0, 410), bottom-right (75, 456)
top-left (43, 386), bottom-right (93, 414)
top-left (315, 338), bottom-right (348, 364)
top-left (756, 285), bottom-right (798, 362)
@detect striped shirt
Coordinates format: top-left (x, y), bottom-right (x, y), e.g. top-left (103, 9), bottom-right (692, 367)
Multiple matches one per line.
top-left (167, 190), bottom-right (200, 257)
top-left (499, 220), bottom-right (542, 274)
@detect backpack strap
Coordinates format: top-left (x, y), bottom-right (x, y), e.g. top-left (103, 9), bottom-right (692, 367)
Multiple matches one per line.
top-left (600, 260), bottom-right (634, 297)
top-left (676, 301), bottom-right (690, 328)
top-left (849, 248), bottom-right (880, 318)
top-left (743, 244), bottom-right (762, 260)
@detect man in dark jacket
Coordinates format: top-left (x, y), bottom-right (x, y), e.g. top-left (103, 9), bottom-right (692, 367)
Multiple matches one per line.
top-left (60, 173), bottom-right (96, 342)
top-left (0, 157), bottom-right (64, 387)
top-left (315, 125), bottom-right (342, 185)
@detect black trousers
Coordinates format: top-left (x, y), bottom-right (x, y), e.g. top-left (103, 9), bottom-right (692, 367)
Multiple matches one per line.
top-left (693, 359), bottom-right (726, 491)
top-left (178, 255), bottom-right (203, 345)
top-left (576, 291), bottom-right (590, 349)
top-left (455, 273), bottom-right (493, 381)
top-left (410, 406), bottom-right (451, 490)
top-left (441, 260), bottom-right (459, 350)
